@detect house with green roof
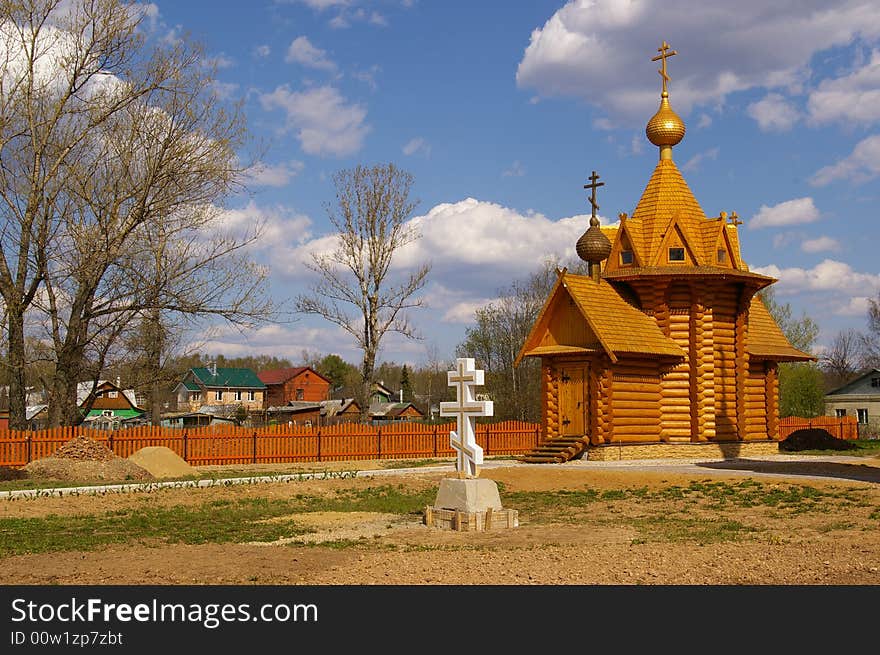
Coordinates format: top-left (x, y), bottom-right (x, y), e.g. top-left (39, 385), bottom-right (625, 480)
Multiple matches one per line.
top-left (174, 363), bottom-right (266, 413)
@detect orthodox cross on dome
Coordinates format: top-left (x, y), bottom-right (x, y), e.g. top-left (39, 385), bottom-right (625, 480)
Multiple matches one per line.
top-left (583, 170), bottom-right (604, 219)
top-left (651, 40), bottom-right (677, 96)
top-left (728, 211), bottom-right (743, 226)
top-left (439, 358), bottom-right (493, 478)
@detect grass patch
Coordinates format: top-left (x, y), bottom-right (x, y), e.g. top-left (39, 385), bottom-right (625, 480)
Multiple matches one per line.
top-left (0, 484), bottom-right (434, 556)
top-left (382, 459), bottom-right (447, 469)
top-left (628, 516), bottom-right (757, 544)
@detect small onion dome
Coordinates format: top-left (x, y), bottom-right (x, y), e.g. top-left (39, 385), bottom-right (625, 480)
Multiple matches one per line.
top-left (576, 218), bottom-right (612, 264)
top-left (646, 95), bottom-right (685, 148)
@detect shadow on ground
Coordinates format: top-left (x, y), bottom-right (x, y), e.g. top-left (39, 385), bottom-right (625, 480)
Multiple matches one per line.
top-left (695, 458), bottom-right (880, 484)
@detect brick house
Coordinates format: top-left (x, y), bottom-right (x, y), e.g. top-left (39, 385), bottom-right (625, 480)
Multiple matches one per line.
top-left (258, 367), bottom-right (331, 408)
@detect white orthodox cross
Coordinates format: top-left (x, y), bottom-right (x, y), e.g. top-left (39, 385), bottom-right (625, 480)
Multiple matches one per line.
top-left (439, 358), bottom-right (493, 478)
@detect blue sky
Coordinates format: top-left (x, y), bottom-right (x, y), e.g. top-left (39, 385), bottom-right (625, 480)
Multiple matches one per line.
top-left (147, 0), bottom-right (880, 367)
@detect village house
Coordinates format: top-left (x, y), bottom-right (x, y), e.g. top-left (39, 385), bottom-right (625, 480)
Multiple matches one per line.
top-left (174, 363), bottom-right (266, 413)
top-left (257, 367), bottom-right (331, 407)
top-left (516, 41), bottom-right (812, 462)
top-left (824, 369), bottom-right (880, 436)
top-left (78, 380), bottom-right (146, 425)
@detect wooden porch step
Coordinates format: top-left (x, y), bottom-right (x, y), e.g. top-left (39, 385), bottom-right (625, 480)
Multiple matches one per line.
top-left (517, 435), bottom-right (588, 464)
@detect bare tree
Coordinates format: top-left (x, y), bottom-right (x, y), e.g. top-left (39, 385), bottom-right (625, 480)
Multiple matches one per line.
top-left (820, 328), bottom-right (865, 390)
top-left (1, 0), bottom-right (273, 426)
top-left (296, 163), bottom-right (430, 417)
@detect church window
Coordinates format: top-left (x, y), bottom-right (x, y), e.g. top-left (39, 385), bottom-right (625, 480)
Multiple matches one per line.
top-left (620, 250), bottom-right (634, 265)
top-left (871, 377), bottom-right (880, 388)
top-left (717, 249), bottom-right (726, 263)
top-left (668, 247), bottom-right (685, 262)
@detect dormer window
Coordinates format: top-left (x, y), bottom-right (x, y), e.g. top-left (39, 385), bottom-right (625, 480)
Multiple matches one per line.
top-left (668, 247), bottom-right (685, 262)
top-left (872, 377), bottom-right (880, 388)
top-left (620, 250), bottom-right (634, 265)
top-left (717, 249), bottom-right (726, 263)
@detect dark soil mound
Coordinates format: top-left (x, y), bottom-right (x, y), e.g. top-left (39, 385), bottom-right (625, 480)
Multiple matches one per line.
top-left (779, 428), bottom-right (858, 452)
top-left (0, 465), bottom-right (27, 481)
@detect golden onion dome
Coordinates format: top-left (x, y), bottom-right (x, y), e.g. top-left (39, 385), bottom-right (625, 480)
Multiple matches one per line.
top-left (576, 219), bottom-right (612, 264)
top-left (646, 94), bottom-right (685, 148)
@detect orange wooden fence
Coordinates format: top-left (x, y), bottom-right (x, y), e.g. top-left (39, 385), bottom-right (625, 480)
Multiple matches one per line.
top-left (0, 420), bottom-right (542, 468)
top-left (778, 415), bottom-right (859, 441)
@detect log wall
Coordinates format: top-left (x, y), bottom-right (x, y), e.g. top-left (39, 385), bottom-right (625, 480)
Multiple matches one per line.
top-left (542, 360), bottom-right (559, 442)
top-left (661, 283), bottom-right (691, 440)
top-left (609, 358), bottom-right (662, 442)
top-left (744, 360), bottom-right (768, 439)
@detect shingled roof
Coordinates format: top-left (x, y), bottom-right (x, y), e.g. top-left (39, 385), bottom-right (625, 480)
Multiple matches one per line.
top-left (747, 296), bottom-right (815, 362)
top-left (191, 367), bottom-right (266, 389)
top-left (516, 271), bottom-right (685, 365)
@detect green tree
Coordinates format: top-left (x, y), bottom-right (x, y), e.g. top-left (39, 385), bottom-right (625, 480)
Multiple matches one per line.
top-left (315, 354), bottom-right (357, 396)
top-left (758, 288), bottom-right (823, 417)
top-left (400, 364), bottom-right (413, 403)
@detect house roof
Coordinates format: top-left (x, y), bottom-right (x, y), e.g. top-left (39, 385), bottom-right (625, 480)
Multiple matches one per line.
top-left (825, 369), bottom-right (880, 396)
top-left (370, 402), bottom-right (423, 418)
top-left (257, 366), bottom-right (330, 386)
top-left (182, 381), bottom-right (201, 392)
top-left (516, 271), bottom-right (685, 365)
top-left (321, 398), bottom-right (360, 417)
top-left (191, 367), bottom-right (266, 389)
top-left (747, 296), bottom-right (815, 362)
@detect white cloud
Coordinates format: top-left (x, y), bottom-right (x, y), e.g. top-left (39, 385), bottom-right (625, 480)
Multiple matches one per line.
top-left (748, 197), bottom-right (820, 229)
top-left (810, 134), bottom-right (880, 185)
top-left (402, 137), bottom-right (430, 156)
top-left (369, 12), bottom-right (387, 26)
top-left (216, 201), bottom-right (313, 253)
top-left (752, 259), bottom-right (880, 295)
top-left (286, 198), bottom-right (614, 298)
top-left (259, 85), bottom-right (370, 157)
top-left (211, 81), bottom-right (239, 100)
top-left (244, 160), bottom-right (305, 187)
top-left (207, 54), bottom-right (234, 70)
top-left (502, 161), bottom-right (526, 177)
top-left (515, 1), bottom-right (880, 124)
top-left (285, 36), bottom-right (337, 72)
top-left (253, 44), bottom-right (271, 58)
top-left (833, 296), bottom-right (871, 316)
top-left (696, 113), bottom-right (712, 129)
top-left (746, 93), bottom-right (801, 131)
top-left (442, 298), bottom-right (495, 323)
top-left (800, 236), bottom-right (840, 253)
top-left (681, 146), bottom-right (719, 172)
top-left (294, 0), bottom-right (351, 9)
top-left (808, 49), bottom-right (880, 125)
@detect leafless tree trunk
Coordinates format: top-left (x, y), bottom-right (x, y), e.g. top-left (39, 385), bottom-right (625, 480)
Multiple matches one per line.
top-left (296, 163), bottom-right (430, 420)
top-left (821, 328), bottom-right (865, 390)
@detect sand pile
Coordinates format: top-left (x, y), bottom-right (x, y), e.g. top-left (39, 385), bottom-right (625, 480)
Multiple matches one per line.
top-left (24, 436), bottom-right (154, 483)
top-left (128, 446), bottom-right (195, 479)
top-left (779, 428), bottom-right (858, 452)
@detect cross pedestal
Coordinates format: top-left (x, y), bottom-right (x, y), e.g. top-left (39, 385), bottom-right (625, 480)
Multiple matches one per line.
top-left (425, 358), bottom-right (518, 531)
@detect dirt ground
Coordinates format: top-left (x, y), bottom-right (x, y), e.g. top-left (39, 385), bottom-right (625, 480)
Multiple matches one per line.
top-left (1, 457), bottom-right (879, 585)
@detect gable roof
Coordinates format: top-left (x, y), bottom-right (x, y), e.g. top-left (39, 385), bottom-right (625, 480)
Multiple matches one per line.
top-left (77, 380), bottom-right (139, 408)
top-left (825, 369), bottom-right (880, 396)
top-left (190, 367), bottom-right (266, 389)
top-left (321, 398), bottom-right (360, 417)
top-left (516, 270), bottom-right (685, 365)
top-left (747, 296), bottom-right (815, 362)
top-left (257, 366), bottom-right (331, 386)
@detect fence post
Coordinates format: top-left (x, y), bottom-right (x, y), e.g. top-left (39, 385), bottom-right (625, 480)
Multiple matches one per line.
top-left (433, 426), bottom-right (438, 457)
top-left (183, 431), bottom-right (189, 462)
top-left (27, 433), bottom-right (32, 464)
top-left (252, 432), bottom-right (258, 464)
top-left (317, 428), bottom-right (322, 462)
top-left (485, 425), bottom-right (491, 457)
top-left (108, 431), bottom-right (114, 455)
top-left (377, 426), bottom-right (382, 459)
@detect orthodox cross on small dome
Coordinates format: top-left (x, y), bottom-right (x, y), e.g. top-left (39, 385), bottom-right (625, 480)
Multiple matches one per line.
top-left (652, 40), bottom-right (678, 96)
top-left (583, 170), bottom-right (604, 219)
top-left (728, 211), bottom-right (743, 226)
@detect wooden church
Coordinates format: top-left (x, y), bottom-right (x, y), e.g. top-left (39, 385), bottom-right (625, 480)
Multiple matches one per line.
top-left (516, 42), bottom-right (812, 462)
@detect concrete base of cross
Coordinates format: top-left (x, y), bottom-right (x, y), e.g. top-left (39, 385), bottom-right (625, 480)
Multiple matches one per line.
top-left (433, 477), bottom-right (502, 512)
top-left (424, 477), bottom-right (518, 531)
